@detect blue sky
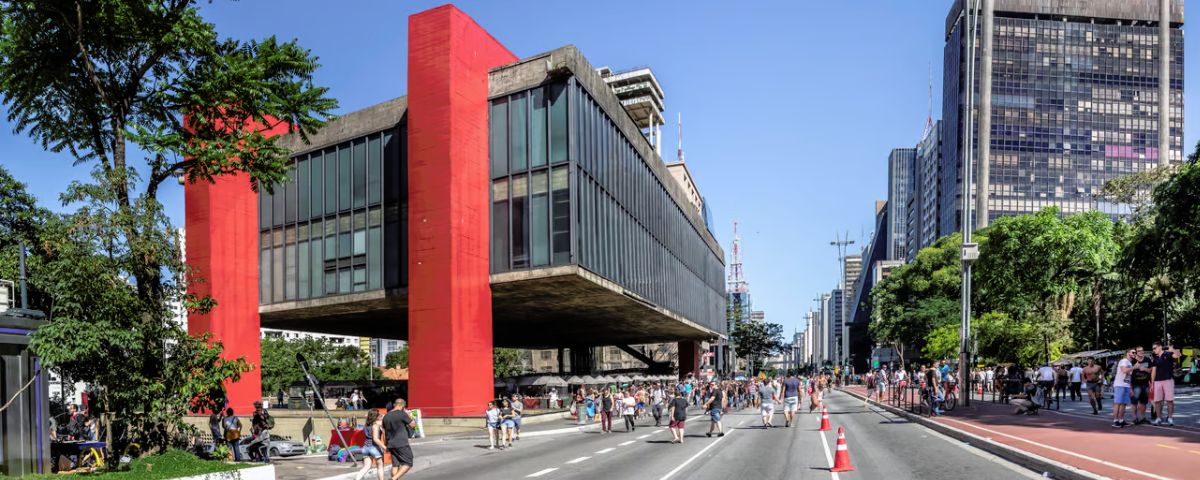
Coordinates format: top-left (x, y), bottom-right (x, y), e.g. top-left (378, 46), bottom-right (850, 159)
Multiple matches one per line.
top-left (1, 1), bottom-right (1196, 338)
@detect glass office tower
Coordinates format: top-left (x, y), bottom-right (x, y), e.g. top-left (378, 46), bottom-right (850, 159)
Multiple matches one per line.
top-left (942, 0), bottom-right (1183, 233)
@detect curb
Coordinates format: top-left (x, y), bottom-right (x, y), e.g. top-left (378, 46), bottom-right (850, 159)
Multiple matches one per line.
top-left (837, 388), bottom-right (1109, 480)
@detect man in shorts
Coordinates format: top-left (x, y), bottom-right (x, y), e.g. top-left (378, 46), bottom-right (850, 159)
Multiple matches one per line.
top-left (1129, 346), bottom-right (1153, 424)
top-left (703, 381), bottom-right (725, 437)
top-left (383, 398), bottom-right (414, 479)
top-left (1112, 349), bottom-right (1134, 428)
top-left (668, 389), bottom-right (689, 444)
top-left (1150, 342), bottom-right (1177, 426)
top-left (758, 380), bottom-right (777, 428)
top-left (781, 373), bottom-right (802, 427)
top-left (1082, 358), bottom-right (1104, 415)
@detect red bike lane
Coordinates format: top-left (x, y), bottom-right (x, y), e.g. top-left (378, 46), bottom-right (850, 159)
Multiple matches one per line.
top-left (842, 385), bottom-right (1200, 480)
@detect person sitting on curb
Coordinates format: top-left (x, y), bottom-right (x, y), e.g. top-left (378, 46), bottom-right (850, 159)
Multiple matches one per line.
top-left (1009, 378), bottom-right (1040, 415)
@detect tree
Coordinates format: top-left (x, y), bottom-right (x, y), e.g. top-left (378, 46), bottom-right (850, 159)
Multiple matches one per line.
top-left (731, 321), bottom-right (785, 371)
top-left (0, 0), bottom-right (335, 455)
top-left (259, 337), bottom-right (374, 396)
top-left (385, 346), bottom-right (409, 369)
top-left (870, 233), bottom-right (963, 369)
top-left (493, 348), bottom-right (527, 378)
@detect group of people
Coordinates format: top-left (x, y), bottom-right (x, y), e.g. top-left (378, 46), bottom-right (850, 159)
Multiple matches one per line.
top-left (206, 400), bottom-right (275, 463)
top-left (484, 394), bottom-right (525, 449)
top-left (863, 360), bottom-right (957, 415)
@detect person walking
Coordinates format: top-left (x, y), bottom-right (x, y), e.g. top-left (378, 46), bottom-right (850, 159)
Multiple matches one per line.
top-left (650, 383), bottom-right (665, 427)
top-left (499, 399), bottom-right (516, 447)
top-left (248, 401), bottom-right (273, 463)
top-left (1068, 363), bottom-right (1084, 402)
top-left (599, 390), bottom-right (614, 433)
top-left (208, 409), bottom-right (224, 452)
top-left (484, 401), bottom-right (501, 449)
top-left (758, 379), bottom-right (777, 427)
top-left (356, 409), bottom-right (385, 480)
top-left (510, 394), bottom-right (524, 441)
top-left (668, 388), bottom-right (689, 444)
top-left (1112, 349), bottom-right (1135, 428)
top-left (1150, 342), bottom-right (1177, 426)
top-left (221, 407), bottom-right (243, 461)
top-left (382, 399), bottom-right (414, 479)
top-left (621, 388), bottom-right (637, 432)
top-left (1082, 358), bottom-right (1104, 415)
top-left (573, 390), bottom-right (586, 427)
top-left (781, 373), bottom-right (802, 427)
top-left (704, 381), bottom-right (725, 437)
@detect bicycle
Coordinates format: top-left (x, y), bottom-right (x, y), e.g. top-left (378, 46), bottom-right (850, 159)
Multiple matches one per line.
top-left (942, 382), bottom-right (958, 412)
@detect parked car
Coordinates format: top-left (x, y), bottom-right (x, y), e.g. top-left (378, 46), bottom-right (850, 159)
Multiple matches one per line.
top-left (264, 435), bottom-right (306, 458)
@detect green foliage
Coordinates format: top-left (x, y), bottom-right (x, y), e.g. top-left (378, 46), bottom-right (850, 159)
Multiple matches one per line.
top-left (494, 348), bottom-right (527, 378)
top-left (921, 323), bottom-right (960, 361)
top-left (870, 233), bottom-right (963, 367)
top-left (385, 347), bottom-right (409, 369)
top-left (260, 337), bottom-right (373, 395)
top-left (14, 449), bottom-right (247, 479)
top-left (731, 321), bottom-right (786, 363)
top-left (0, 0), bottom-right (335, 456)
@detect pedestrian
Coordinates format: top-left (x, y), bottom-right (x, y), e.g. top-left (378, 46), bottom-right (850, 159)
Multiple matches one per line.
top-left (599, 390), bottom-right (614, 433)
top-left (758, 379), bottom-right (777, 427)
top-left (248, 401), bottom-right (273, 463)
top-left (382, 398), bottom-right (415, 479)
top-left (1035, 363), bottom-right (1056, 409)
top-left (650, 383), bottom-right (665, 427)
top-left (221, 407), bottom-right (243, 461)
top-left (484, 401), bottom-right (501, 450)
top-left (1054, 364), bottom-right (1069, 403)
top-left (864, 371), bottom-right (876, 407)
top-left (350, 390), bottom-right (360, 411)
top-left (621, 388), bottom-right (637, 432)
top-left (356, 409), bottom-right (385, 480)
top-left (1082, 358), bottom-right (1104, 415)
top-left (1112, 349), bottom-right (1135, 428)
top-left (1150, 342), bottom-right (1177, 426)
top-left (573, 390), bottom-right (586, 427)
top-left (1130, 346), bottom-right (1153, 424)
top-left (668, 387), bottom-right (689, 444)
top-left (499, 399), bottom-right (516, 447)
top-left (1068, 363), bottom-right (1084, 402)
top-left (781, 373), bottom-right (801, 427)
top-left (548, 389), bottom-right (559, 409)
top-left (1009, 378), bottom-right (1040, 415)
top-left (510, 394), bottom-right (523, 441)
top-left (704, 381), bottom-right (725, 437)
top-left (208, 409), bottom-right (224, 453)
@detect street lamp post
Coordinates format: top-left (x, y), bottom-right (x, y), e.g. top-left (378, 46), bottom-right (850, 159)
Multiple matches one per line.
top-left (831, 233), bottom-right (854, 367)
top-left (959, 0), bottom-right (985, 407)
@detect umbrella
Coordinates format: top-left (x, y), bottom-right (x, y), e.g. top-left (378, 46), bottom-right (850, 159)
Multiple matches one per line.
top-left (517, 376), bottom-right (541, 386)
top-left (546, 376), bottom-right (568, 387)
top-left (581, 375), bottom-right (599, 384)
top-left (599, 375), bottom-right (617, 384)
top-left (566, 376), bottom-right (585, 384)
top-left (615, 375), bottom-right (632, 383)
top-left (632, 375), bottom-right (647, 382)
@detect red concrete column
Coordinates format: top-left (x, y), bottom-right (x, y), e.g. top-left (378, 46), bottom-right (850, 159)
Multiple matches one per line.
top-left (185, 121), bottom-right (290, 414)
top-left (679, 341), bottom-right (701, 380)
top-left (406, 5), bottom-right (516, 417)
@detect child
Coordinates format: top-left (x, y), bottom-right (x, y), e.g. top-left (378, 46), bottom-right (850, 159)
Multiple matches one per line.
top-left (484, 401), bottom-right (501, 450)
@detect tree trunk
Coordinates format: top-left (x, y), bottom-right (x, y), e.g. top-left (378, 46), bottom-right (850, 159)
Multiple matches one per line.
top-left (1092, 280), bottom-right (1102, 349)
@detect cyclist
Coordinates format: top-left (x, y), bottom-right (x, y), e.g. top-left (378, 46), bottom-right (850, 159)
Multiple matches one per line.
top-left (924, 364), bottom-right (943, 415)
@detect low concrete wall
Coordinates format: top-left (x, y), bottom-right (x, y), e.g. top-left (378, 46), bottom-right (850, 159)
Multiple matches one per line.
top-left (184, 409), bottom-right (570, 443)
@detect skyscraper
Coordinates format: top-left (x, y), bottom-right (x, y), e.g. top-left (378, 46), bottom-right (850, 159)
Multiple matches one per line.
top-left (916, 120), bottom-right (943, 253)
top-left (841, 254), bottom-right (862, 365)
top-left (887, 148), bottom-right (916, 261)
top-left (942, 0), bottom-right (1183, 234)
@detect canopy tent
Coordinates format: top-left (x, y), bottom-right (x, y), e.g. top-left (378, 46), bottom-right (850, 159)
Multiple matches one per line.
top-left (532, 376), bottom-right (568, 387)
top-left (566, 376), bottom-right (585, 384)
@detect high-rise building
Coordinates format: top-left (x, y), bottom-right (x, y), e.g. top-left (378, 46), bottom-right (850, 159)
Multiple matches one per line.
top-left (941, 0), bottom-right (1183, 235)
top-left (841, 254), bottom-right (862, 365)
top-left (887, 148), bottom-right (916, 261)
top-left (915, 120), bottom-right (943, 254)
top-left (829, 288), bottom-right (843, 364)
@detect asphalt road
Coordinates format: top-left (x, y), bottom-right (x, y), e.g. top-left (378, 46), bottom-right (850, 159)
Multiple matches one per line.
top-left (328, 390), bottom-right (1046, 480)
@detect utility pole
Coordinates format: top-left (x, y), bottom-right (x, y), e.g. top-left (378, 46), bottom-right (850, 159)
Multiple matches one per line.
top-left (829, 233), bottom-right (854, 368)
top-left (958, 0), bottom-right (984, 407)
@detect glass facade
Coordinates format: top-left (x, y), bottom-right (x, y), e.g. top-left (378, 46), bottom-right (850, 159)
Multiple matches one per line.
top-left (259, 126), bottom-right (406, 305)
top-left (887, 148), bottom-right (915, 261)
top-left (489, 78), bottom-right (725, 332)
top-left (943, 10), bottom-right (1184, 233)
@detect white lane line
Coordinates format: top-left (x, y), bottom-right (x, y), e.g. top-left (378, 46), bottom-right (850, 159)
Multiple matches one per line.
top-left (657, 428), bottom-right (737, 480)
top-left (818, 428), bottom-right (840, 480)
top-left (596, 447), bottom-right (615, 454)
top-left (527, 467), bottom-right (558, 477)
top-left (618, 440), bottom-right (635, 446)
top-left (940, 417), bottom-right (1172, 480)
top-left (566, 456), bottom-right (590, 464)
top-left (737, 420), bottom-right (745, 426)
top-left (653, 429), bottom-right (664, 434)
top-left (637, 434), bottom-right (651, 440)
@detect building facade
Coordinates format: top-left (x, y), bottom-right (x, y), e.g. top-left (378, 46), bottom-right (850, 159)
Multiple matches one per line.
top-left (916, 120), bottom-right (943, 254)
top-left (887, 149), bottom-right (915, 261)
top-left (942, 0), bottom-right (1184, 234)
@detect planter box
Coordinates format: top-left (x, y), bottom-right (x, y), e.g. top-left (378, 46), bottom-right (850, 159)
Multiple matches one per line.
top-left (173, 464), bottom-right (275, 480)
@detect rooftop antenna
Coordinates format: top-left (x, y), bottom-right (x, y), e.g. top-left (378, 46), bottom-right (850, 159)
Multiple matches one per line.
top-left (677, 112), bottom-right (684, 163)
top-left (927, 63), bottom-right (934, 129)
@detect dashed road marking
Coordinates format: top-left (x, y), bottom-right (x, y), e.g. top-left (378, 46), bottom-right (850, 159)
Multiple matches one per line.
top-left (1156, 443), bottom-right (1179, 450)
top-left (618, 440), bottom-right (635, 446)
top-left (653, 429), bottom-right (664, 434)
top-left (527, 467), bottom-right (557, 477)
top-left (566, 456), bottom-right (590, 464)
top-left (637, 434), bottom-right (651, 439)
top-left (818, 427), bottom-right (840, 480)
top-left (596, 447), bottom-right (615, 454)
top-left (657, 428), bottom-right (737, 480)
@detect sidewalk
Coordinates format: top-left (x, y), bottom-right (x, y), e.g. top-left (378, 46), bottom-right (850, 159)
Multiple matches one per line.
top-left (842, 385), bottom-right (1200, 480)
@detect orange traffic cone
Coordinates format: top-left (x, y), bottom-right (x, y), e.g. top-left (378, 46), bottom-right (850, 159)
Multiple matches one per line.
top-left (819, 405), bottom-right (832, 431)
top-left (830, 427), bottom-right (855, 472)
top-left (977, 384), bottom-right (983, 396)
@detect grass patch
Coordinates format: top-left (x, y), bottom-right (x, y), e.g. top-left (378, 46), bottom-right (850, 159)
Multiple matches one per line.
top-left (12, 449), bottom-right (254, 479)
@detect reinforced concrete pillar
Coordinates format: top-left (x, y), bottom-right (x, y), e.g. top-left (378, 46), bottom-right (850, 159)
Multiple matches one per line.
top-left (678, 340), bottom-right (700, 380)
top-left (406, 5), bottom-right (516, 417)
top-left (976, 0), bottom-right (993, 228)
top-left (1159, 0), bottom-right (1171, 167)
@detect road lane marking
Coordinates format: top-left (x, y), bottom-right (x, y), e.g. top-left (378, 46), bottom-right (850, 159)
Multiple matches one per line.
top-left (818, 428), bottom-right (840, 480)
top-left (566, 456), bottom-right (590, 464)
top-left (596, 447), bottom-right (615, 454)
top-left (527, 468), bottom-right (557, 477)
top-left (1190, 450), bottom-right (1200, 456)
top-left (653, 429), bottom-right (663, 434)
top-left (619, 440), bottom-right (635, 446)
top-left (737, 420), bottom-right (745, 426)
top-left (1156, 443), bottom-right (1179, 450)
top-left (637, 434), bottom-right (651, 439)
top-left (657, 428), bottom-right (737, 480)
top-left (940, 417), bottom-right (1173, 480)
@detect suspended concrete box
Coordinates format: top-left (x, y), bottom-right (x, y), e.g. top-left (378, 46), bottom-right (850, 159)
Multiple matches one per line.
top-left (0, 307), bottom-right (49, 475)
